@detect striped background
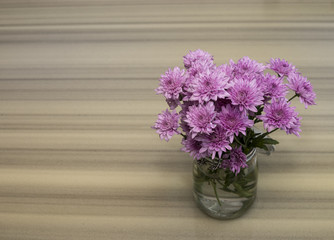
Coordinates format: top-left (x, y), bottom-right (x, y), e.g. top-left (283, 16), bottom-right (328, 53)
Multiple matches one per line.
top-left (0, 1), bottom-right (334, 239)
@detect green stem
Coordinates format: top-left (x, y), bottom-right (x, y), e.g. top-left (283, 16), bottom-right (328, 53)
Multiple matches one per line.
top-left (216, 179), bottom-right (237, 194)
top-left (267, 128), bottom-right (279, 135)
top-left (180, 133), bottom-right (186, 138)
top-left (254, 119), bottom-right (262, 124)
top-left (288, 94), bottom-right (298, 102)
top-left (233, 182), bottom-right (253, 198)
top-left (234, 136), bottom-right (245, 148)
top-left (245, 128), bottom-right (253, 146)
top-left (211, 180), bottom-right (222, 206)
top-left (260, 128), bottom-right (279, 139)
top-left (215, 175), bottom-right (252, 198)
top-left (216, 179), bottom-right (226, 187)
top-left (204, 157), bottom-right (216, 165)
top-left (222, 187), bottom-right (236, 194)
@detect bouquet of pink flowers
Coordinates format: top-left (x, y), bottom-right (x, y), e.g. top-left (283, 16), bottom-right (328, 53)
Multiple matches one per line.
top-left (153, 49), bottom-right (316, 175)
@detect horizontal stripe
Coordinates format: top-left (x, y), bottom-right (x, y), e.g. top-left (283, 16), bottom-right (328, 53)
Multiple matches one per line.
top-left (1, 1), bottom-right (333, 239)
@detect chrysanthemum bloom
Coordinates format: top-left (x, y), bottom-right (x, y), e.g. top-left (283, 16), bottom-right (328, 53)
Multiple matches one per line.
top-left (179, 102), bottom-right (196, 134)
top-left (215, 104), bottom-right (254, 142)
top-left (285, 116), bottom-right (302, 137)
top-left (199, 125), bottom-right (232, 159)
top-left (155, 67), bottom-right (186, 100)
top-left (222, 147), bottom-right (247, 175)
top-left (152, 109), bottom-right (180, 141)
top-left (183, 49), bottom-right (214, 69)
top-left (183, 61), bottom-right (215, 101)
top-left (188, 68), bottom-right (230, 103)
top-left (287, 73), bottom-right (316, 108)
top-left (217, 60), bottom-right (236, 82)
top-left (185, 102), bottom-right (216, 138)
top-left (261, 73), bottom-right (288, 100)
top-left (181, 137), bottom-right (207, 160)
top-left (233, 56), bottom-right (266, 77)
top-left (269, 58), bottom-right (297, 77)
top-left (228, 78), bottom-right (264, 112)
top-left (187, 58), bottom-right (216, 77)
top-left (259, 98), bottom-right (300, 135)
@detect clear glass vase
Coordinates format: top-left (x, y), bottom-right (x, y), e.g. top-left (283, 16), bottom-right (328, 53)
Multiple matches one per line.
top-left (193, 148), bottom-right (258, 219)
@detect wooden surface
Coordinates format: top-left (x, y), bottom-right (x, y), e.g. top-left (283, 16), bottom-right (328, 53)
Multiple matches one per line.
top-left (0, 0), bottom-right (334, 239)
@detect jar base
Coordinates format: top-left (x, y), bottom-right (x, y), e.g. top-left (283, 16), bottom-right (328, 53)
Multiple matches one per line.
top-left (193, 190), bottom-right (256, 220)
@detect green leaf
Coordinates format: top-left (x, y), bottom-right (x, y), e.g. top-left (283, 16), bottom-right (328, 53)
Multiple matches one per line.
top-left (243, 183), bottom-right (257, 191)
top-left (250, 136), bottom-right (279, 150)
top-left (233, 182), bottom-right (253, 198)
top-left (262, 138), bottom-right (279, 145)
top-left (256, 143), bottom-right (269, 151)
top-left (223, 170), bottom-right (236, 188)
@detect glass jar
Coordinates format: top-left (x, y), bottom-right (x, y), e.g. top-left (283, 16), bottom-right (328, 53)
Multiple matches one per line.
top-left (193, 148), bottom-right (258, 219)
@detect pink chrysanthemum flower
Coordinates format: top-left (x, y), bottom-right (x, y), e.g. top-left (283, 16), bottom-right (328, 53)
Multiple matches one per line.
top-left (185, 102), bottom-right (216, 138)
top-left (259, 98), bottom-right (300, 136)
top-left (217, 60), bottom-right (236, 82)
top-left (188, 68), bottom-right (230, 103)
top-left (215, 104), bottom-right (254, 142)
top-left (179, 101), bottom-right (197, 134)
top-left (181, 137), bottom-right (207, 160)
top-left (183, 49), bottom-right (214, 69)
top-left (152, 109), bottom-right (180, 141)
top-left (155, 67), bottom-right (186, 100)
top-left (261, 73), bottom-right (288, 100)
top-left (269, 58), bottom-right (297, 77)
top-left (187, 58), bottom-right (216, 77)
top-left (228, 78), bottom-right (264, 112)
top-left (222, 147), bottom-right (247, 175)
top-left (233, 56), bottom-right (266, 77)
top-left (287, 73), bottom-right (316, 109)
top-left (199, 125), bottom-right (232, 159)
top-left (285, 116), bottom-right (302, 137)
